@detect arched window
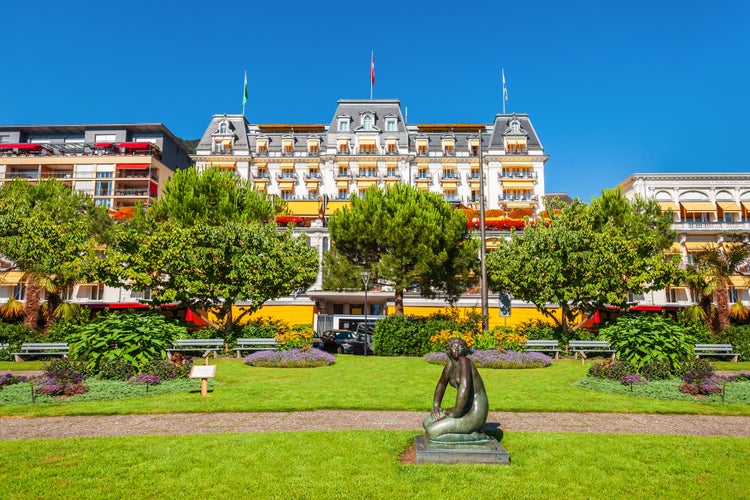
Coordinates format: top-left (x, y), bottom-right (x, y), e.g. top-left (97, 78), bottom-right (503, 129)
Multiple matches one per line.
top-left (363, 115), bottom-right (373, 130)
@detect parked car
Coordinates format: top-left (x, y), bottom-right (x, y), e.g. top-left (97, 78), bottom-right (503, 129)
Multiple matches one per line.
top-left (319, 329), bottom-right (373, 355)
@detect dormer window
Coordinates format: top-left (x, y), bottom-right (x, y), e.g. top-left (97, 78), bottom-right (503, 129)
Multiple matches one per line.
top-left (219, 122), bottom-right (228, 134)
top-left (282, 139), bottom-right (294, 156)
top-left (416, 139), bottom-right (428, 156)
top-left (256, 139), bottom-right (268, 156)
top-left (510, 119), bottom-right (521, 134)
top-left (307, 139), bottom-right (320, 155)
top-left (338, 118), bottom-right (350, 132)
top-left (385, 118), bottom-right (397, 131)
top-left (443, 138), bottom-right (455, 156)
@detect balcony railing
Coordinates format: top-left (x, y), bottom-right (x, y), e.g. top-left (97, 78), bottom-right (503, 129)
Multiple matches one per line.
top-left (672, 221), bottom-right (750, 232)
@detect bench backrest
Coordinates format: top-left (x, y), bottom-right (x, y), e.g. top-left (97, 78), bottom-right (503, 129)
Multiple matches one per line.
top-left (569, 340), bottom-right (610, 348)
top-left (694, 344), bottom-right (734, 352)
top-left (524, 340), bottom-right (559, 347)
top-left (20, 342), bottom-right (68, 351)
top-left (236, 338), bottom-right (277, 345)
top-left (174, 339), bottom-right (224, 347)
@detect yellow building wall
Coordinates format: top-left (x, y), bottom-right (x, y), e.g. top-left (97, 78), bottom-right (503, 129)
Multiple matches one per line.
top-left (206, 304), bottom-right (315, 327)
top-left (390, 304), bottom-right (563, 329)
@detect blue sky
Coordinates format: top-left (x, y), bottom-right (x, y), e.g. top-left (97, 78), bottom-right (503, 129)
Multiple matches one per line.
top-left (1, 0), bottom-right (747, 201)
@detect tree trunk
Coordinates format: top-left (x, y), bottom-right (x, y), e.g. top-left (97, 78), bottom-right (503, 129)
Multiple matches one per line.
top-left (714, 280), bottom-right (731, 333)
top-left (394, 290), bottom-right (404, 315)
top-left (44, 291), bottom-right (61, 330)
top-left (23, 279), bottom-right (43, 331)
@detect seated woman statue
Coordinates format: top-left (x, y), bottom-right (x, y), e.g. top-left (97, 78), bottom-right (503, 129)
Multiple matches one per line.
top-left (422, 337), bottom-right (489, 443)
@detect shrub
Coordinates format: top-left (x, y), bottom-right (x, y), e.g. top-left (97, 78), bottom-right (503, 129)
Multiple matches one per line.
top-left (372, 315), bottom-right (430, 356)
top-left (34, 359), bottom-right (89, 397)
top-left (493, 329), bottom-right (527, 351)
top-left (472, 331), bottom-right (498, 350)
top-left (679, 359), bottom-right (722, 396)
top-left (429, 329), bottom-right (475, 350)
top-left (711, 325), bottom-right (750, 361)
top-left (424, 349), bottom-right (553, 369)
top-left (514, 319), bottom-right (563, 341)
top-left (638, 358), bottom-right (675, 380)
top-left (142, 358), bottom-right (192, 380)
top-left (600, 314), bottom-right (694, 375)
top-left (243, 348), bottom-right (335, 368)
top-left (95, 358), bottom-right (136, 381)
top-left (67, 311), bottom-right (187, 374)
top-left (275, 324), bottom-right (315, 351)
top-left (0, 373), bottom-right (29, 389)
top-left (588, 360), bottom-right (634, 381)
top-left (620, 373), bottom-right (646, 386)
top-left (240, 317), bottom-right (287, 339)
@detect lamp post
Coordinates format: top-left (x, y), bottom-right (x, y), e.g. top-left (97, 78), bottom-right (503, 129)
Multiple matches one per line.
top-left (360, 271), bottom-right (371, 356)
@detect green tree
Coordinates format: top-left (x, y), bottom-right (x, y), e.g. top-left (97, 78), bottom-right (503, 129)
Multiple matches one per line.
top-left (322, 247), bottom-right (364, 291)
top-left (0, 180), bottom-right (112, 329)
top-left (486, 189), bottom-right (679, 336)
top-left (328, 184), bottom-right (479, 314)
top-left (105, 168), bottom-right (318, 332)
top-left (686, 238), bottom-right (750, 334)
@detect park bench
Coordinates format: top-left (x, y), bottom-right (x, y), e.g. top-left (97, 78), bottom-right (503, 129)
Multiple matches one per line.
top-left (568, 340), bottom-right (616, 364)
top-left (0, 343), bottom-right (8, 351)
top-left (523, 340), bottom-right (561, 359)
top-left (13, 342), bottom-right (69, 362)
top-left (233, 338), bottom-right (279, 358)
top-left (694, 344), bottom-right (739, 362)
top-left (166, 339), bottom-right (225, 358)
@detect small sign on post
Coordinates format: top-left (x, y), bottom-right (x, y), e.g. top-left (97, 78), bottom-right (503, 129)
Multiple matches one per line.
top-left (189, 364), bottom-right (216, 397)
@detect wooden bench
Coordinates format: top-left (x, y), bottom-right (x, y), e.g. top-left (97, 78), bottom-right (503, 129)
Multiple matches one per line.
top-left (233, 338), bottom-right (279, 358)
top-left (523, 340), bottom-right (561, 359)
top-left (13, 342), bottom-right (69, 362)
top-left (166, 339), bottom-right (225, 358)
top-left (694, 344), bottom-right (739, 362)
top-left (568, 340), bottom-right (616, 365)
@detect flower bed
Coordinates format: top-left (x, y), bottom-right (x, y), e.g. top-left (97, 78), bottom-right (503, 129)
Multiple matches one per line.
top-left (244, 348), bottom-right (335, 368)
top-left (424, 349), bottom-right (553, 369)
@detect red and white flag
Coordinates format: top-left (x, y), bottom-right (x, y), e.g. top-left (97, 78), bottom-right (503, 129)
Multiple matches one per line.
top-left (370, 51), bottom-right (375, 86)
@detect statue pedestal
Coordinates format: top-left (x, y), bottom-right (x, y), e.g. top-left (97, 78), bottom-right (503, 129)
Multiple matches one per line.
top-left (414, 434), bottom-right (510, 465)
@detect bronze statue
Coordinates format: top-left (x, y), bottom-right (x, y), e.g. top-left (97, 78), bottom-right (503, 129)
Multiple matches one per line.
top-left (422, 338), bottom-right (489, 443)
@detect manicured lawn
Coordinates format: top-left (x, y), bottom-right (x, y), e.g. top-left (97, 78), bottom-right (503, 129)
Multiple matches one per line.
top-left (2, 357), bottom-right (750, 417)
top-left (0, 431), bottom-right (747, 499)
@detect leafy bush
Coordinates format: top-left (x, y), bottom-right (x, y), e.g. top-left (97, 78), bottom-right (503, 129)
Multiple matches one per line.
top-left (372, 315), bottom-right (431, 356)
top-left (240, 317), bottom-right (287, 339)
top-left (588, 360), bottom-right (633, 381)
top-left (600, 314), bottom-right (694, 375)
top-left (67, 312), bottom-right (187, 373)
top-left (0, 373), bottom-right (29, 388)
top-left (34, 359), bottom-right (88, 397)
top-left (142, 358), bottom-right (192, 380)
top-left (710, 325), bottom-right (750, 361)
top-left (425, 349), bottom-right (553, 369)
top-left (96, 358), bottom-right (136, 381)
top-left (243, 348), bottom-right (335, 367)
top-left (0, 323), bottom-right (35, 360)
top-left (514, 319), bottom-right (563, 341)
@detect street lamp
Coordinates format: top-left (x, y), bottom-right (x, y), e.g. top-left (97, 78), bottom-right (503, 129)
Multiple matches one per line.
top-left (360, 271), bottom-right (371, 356)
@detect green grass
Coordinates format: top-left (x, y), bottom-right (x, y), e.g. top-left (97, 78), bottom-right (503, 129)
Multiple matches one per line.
top-left (0, 431), bottom-right (747, 499)
top-left (2, 358), bottom-right (750, 417)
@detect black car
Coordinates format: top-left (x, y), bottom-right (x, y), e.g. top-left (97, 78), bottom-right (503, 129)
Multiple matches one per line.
top-left (319, 329), bottom-right (373, 355)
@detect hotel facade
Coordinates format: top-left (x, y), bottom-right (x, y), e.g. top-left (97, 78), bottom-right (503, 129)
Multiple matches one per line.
top-left (619, 173), bottom-right (750, 309)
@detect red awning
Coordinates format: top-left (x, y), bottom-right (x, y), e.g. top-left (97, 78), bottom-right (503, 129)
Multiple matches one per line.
top-left (108, 303), bottom-right (150, 309)
top-left (0, 143), bottom-right (44, 151)
top-left (116, 163), bottom-right (150, 170)
top-left (118, 142), bottom-right (152, 150)
top-left (185, 308), bottom-right (210, 326)
top-left (94, 142), bottom-right (114, 148)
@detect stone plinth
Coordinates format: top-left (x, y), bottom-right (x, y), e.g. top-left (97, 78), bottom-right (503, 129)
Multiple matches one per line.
top-left (414, 434), bottom-right (510, 465)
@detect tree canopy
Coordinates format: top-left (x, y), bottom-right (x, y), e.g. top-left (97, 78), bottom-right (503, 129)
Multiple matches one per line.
top-left (0, 180), bottom-right (112, 328)
top-left (328, 184), bottom-right (479, 313)
top-left (486, 189), bottom-right (679, 334)
top-left (105, 168), bottom-right (318, 331)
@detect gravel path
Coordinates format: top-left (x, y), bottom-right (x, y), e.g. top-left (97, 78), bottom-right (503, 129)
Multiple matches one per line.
top-left (2, 410), bottom-right (750, 441)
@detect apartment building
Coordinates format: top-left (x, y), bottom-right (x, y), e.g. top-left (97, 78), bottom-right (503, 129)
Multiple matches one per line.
top-left (620, 173), bottom-right (750, 308)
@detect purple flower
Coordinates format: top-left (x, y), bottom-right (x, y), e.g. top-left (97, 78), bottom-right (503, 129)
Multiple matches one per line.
top-left (424, 349), bottom-right (553, 369)
top-left (620, 373), bottom-right (646, 386)
top-left (130, 373), bottom-right (162, 385)
top-left (244, 348), bottom-right (335, 368)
